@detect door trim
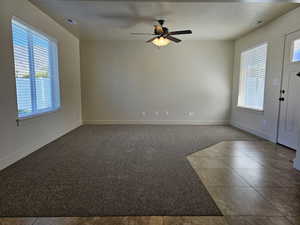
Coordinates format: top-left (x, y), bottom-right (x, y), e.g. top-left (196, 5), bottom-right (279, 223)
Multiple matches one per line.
top-left (276, 32), bottom-right (288, 145)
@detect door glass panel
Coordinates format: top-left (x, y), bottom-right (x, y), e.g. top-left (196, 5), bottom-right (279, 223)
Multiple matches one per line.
top-left (292, 39), bottom-right (300, 62)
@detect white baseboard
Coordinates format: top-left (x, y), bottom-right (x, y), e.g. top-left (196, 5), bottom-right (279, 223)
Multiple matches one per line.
top-left (0, 146), bottom-right (36, 172)
top-left (294, 144), bottom-right (300, 171)
top-left (294, 158), bottom-right (300, 171)
top-left (230, 120), bottom-right (275, 143)
top-left (0, 121), bottom-right (82, 171)
top-left (83, 120), bottom-right (229, 125)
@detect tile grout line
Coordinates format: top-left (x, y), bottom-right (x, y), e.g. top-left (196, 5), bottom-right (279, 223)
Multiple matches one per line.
top-left (251, 185), bottom-right (287, 217)
top-left (31, 218), bottom-right (38, 225)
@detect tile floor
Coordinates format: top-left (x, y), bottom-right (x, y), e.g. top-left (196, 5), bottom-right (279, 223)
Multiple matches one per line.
top-left (187, 141), bottom-right (300, 225)
top-left (1, 141), bottom-right (299, 225)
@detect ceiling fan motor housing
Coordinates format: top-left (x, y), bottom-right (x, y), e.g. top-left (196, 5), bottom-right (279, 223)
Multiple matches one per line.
top-left (155, 27), bottom-right (168, 35)
top-left (154, 20), bottom-right (168, 36)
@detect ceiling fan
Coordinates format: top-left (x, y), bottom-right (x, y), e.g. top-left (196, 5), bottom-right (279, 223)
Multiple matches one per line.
top-left (131, 20), bottom-right (192, 47)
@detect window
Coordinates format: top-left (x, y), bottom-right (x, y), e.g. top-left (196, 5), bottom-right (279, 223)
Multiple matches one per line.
top-left (12, 18), bottom-right (60, 119)
top-left (238, 43), bottom-right (267, 111)
top-left (292, 39), bottom-right (300, 62)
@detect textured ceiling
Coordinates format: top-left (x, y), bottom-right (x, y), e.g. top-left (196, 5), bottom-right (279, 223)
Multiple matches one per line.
top-left (29, 1), bottom-right (299, 40)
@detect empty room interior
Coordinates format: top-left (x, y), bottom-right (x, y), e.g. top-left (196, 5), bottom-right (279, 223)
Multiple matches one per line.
top-left (1, 0), bottom-right (300, 224)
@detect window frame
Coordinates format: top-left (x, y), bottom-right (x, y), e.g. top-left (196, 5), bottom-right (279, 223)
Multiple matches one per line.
top-left (11, 17), bottom-right (61, 120)
top-left (237, 42), bottom-right (268, 112)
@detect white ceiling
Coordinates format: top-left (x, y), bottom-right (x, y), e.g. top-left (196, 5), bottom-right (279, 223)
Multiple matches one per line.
top-left (30, 1), bottom-right (299, 40)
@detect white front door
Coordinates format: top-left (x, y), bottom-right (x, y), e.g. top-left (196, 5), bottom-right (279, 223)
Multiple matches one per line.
top-left (278, 30), bottom-right (300, 150)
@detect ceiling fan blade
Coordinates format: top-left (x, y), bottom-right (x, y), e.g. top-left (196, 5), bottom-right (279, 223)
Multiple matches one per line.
top-left (146, 37), bottom-right (157, 43)
top-left (131, 33), bottom-right (154, 35)
top-left (166, 35), bottom-right (181, 43)
top-left (168, 30), bottom-right (192, 35)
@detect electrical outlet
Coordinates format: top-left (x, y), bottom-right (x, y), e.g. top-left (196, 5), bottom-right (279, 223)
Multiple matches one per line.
top-left (188, 112), bottom-right (195, 116)
top-left (142, 112), bottom-right (146, 116)
top-left (165, 111), bottom-right (169, 116)
top-left (155, 111), bottom-right (159, 116)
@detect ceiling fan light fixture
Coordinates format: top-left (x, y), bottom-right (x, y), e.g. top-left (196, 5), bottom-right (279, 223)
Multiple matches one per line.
top-left (152, 37), bottom-right (170, 47)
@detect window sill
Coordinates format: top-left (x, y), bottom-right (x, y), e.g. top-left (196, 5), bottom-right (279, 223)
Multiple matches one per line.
top-left (236, 106), bottom-right (264, 114)
top-left (17, 107), bottom-right (61, 122)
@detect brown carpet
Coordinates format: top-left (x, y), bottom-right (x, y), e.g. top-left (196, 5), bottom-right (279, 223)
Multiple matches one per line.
top-left (0, 125), bottom-right (257, 216)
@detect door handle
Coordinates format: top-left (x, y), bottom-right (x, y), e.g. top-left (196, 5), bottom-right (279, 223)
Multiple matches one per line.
top-left (297, 72), bottom-right (300, 77)
top-left (279, 97), bottom-right (285, 101)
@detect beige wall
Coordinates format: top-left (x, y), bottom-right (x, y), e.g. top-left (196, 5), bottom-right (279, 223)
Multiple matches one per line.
top-left (231, 7), bottom-right (300, 142)
top-left (80, 40), bottom-right (234, 125)
top-left (0, 0), bottom-right (82, 170)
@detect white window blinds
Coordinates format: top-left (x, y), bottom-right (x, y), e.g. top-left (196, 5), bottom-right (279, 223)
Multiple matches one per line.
top-left (12, 19), bottom-right (60, 119)
top-left (238, 43), bottom-right (267, 111)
